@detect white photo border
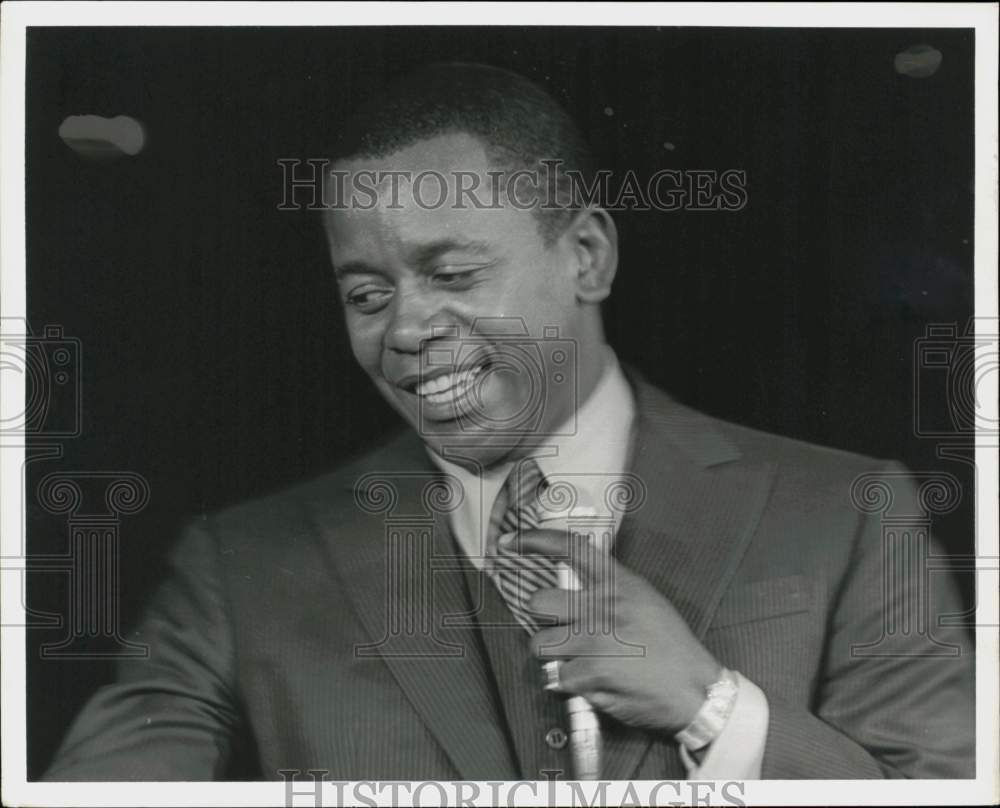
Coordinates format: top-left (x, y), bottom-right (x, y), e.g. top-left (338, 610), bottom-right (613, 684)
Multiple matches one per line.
top-left (2, 3), bottom-right (997, 806)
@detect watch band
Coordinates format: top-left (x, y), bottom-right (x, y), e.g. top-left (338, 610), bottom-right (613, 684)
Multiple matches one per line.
top-left (674, 667), bottom-right (739, 752)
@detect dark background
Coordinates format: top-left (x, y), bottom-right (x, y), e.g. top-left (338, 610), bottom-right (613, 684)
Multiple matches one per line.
top-left (24, 27), bottom-right (976, 777)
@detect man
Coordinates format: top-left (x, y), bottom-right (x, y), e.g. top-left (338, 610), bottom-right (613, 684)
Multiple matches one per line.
top-left (44, 63), bottom-right (974, 781)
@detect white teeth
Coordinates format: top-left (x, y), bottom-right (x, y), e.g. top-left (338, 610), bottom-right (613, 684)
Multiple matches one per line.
top-left (414, 364), bottom-right (485, 400)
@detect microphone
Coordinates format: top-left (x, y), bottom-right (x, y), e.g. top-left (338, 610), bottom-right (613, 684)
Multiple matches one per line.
top-left (538, 503), bottom-right (606, 780)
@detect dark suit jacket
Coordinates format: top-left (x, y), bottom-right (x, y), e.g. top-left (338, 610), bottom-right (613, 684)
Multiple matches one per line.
top-left (43, 377), bottom-right (975, 780)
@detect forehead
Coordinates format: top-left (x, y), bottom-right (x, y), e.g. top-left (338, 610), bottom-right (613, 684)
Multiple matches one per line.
top-left (322, 132), bottom-right (541, 255)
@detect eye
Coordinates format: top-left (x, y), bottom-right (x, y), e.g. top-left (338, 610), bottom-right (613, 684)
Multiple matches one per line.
top-left (431, 265), bottom-right (487, 289)
top-left (344, 284), bottom-right (393, 314)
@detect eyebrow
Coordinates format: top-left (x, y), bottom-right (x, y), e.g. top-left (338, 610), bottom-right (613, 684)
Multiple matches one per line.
top-left (333, 238), bottom-right (493, 280)
top-left (407, 238), bottom-right (492, 267)
top-left (333, 260), bottom-right (381, 280)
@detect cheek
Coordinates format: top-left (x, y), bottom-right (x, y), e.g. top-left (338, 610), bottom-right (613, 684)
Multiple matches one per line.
top-left (345, 318), bottom-right (384, 374)
top-left (516, 255), bottom-right (575, 319)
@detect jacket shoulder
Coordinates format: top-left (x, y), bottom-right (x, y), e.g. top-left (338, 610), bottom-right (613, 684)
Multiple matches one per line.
top-left (716, 415), bottom-right (893, 475)
top-left (633, 375), bottom-right (895, 479)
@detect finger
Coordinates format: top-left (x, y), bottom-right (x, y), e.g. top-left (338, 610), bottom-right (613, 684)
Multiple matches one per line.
top-left (526, 587), bottom-right (572, 623)
top-left (555, 658), bottom-right (617, 698)
top-left (531, 626), bottom-right (587, 659)
top-left (498, 527), bottom-right (567, 559)
top-left (527, 585), bottom-right (618, 633)
top-left (504, 527), bottom-right (609, 586)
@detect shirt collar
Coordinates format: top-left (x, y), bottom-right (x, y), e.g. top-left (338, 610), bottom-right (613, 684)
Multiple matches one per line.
top-left (530, 346), bottom-right (634, 484)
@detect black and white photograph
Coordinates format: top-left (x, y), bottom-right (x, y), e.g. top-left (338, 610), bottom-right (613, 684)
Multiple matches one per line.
top-left (1, 3), bottom-right (997, 806)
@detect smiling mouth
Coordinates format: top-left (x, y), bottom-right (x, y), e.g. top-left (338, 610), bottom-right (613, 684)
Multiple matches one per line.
top-left (412, 362), bottom-right (488, 407)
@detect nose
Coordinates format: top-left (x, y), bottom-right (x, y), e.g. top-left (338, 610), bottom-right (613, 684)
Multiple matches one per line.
top-left (383, 286), bottom-right (440, 355)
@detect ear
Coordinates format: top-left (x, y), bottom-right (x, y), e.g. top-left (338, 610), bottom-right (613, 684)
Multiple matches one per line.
top-left (561, 206), bottom-right (618, 303)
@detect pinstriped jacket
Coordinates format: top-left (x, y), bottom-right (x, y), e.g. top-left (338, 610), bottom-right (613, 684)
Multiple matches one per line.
top-left (43, 374), bottom-right (975, 780)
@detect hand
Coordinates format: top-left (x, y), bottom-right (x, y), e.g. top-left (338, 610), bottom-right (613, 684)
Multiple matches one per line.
top-left (509, 527), bottom-right (722, 735)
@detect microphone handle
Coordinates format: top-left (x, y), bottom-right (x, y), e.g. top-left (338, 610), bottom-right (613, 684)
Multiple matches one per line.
top-left (556, 562), bottom-right (602, 780)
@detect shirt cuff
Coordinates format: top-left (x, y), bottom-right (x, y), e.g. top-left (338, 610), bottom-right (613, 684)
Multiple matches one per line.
top-left (678, 671), bottom-right (769, 780)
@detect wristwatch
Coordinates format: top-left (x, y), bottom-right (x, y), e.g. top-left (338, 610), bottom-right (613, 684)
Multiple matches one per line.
top-left (674, 667), bottom-right (739, 753)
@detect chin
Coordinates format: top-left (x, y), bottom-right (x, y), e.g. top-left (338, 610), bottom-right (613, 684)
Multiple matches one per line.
top-left (424, 435), bottom-right (523, 471)
top-left (427, 420), bottom-right (565, 470)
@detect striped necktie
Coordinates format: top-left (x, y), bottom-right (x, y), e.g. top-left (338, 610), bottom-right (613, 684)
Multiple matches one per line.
top-left (487, 457), bottom-right (561, 633)
top-left (486, 457), bottom-right (604, 780)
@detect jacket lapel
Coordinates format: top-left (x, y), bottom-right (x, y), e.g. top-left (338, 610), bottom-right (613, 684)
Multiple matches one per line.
top-left (309, 433), bottom-right (518, 780)
top-left (600, 374), bottom-right (776, 780)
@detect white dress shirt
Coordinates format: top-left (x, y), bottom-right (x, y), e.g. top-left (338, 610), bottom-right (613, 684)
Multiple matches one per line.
top-left (428, 347), bottom-right (768, 779)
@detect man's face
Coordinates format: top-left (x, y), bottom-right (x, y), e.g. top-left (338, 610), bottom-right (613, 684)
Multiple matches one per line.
top-left (323, 133), bottom-right (595, 467)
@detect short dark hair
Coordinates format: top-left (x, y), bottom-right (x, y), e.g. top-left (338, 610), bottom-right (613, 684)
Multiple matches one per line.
top-left (329, 62), bottom-right (596, 243)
